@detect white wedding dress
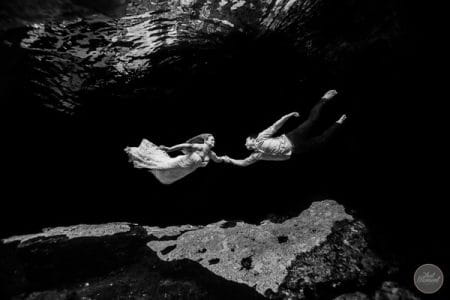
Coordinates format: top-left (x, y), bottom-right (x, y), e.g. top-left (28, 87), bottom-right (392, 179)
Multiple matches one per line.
top-left (125, 139), bottom-right (206, 184)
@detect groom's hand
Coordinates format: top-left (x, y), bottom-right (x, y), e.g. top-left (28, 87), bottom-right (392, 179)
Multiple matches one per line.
top-left (285, 112), bottom-right (300, 118)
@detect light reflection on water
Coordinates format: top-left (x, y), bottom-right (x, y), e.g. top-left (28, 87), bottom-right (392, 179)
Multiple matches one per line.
top-left (3, 0), bottom-right (304, 112)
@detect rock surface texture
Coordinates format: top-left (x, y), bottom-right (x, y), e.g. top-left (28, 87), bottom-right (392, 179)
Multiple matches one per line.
top-left (146, 200), bottom-right (353, 295)
top-left (0, 200), bottom-right (419, 299)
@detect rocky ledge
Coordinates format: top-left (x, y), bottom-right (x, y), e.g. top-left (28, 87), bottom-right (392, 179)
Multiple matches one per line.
top-left (0, 200), bottom-right (419, 299)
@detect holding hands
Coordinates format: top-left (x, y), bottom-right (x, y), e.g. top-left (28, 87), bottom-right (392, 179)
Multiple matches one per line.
top-left (219, 155), bottom-right (232, 163)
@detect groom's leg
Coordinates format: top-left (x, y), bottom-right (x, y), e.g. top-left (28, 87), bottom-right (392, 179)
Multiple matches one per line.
top-left (299, 90), bottom-right (338, 133)
top-left (286, 98), bottom-right (328, 146)
top-left (308, 120), bottom-right (343, 150)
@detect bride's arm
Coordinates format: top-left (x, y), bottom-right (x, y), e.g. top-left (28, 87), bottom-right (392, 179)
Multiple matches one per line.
top-left (160, 143), bottom-right (194, 152)
top-left (209, 151), bottom-right (224, 163)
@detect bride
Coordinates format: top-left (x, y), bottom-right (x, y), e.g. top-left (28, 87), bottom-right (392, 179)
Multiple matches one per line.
top-left (125, 134), bottom-right (224, 184)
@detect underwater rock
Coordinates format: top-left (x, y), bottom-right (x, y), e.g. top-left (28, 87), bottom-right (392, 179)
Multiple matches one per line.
top-left (0, 200), bottom-right (418, 299)
top-left (334, 281), bottom-right (420, 300)
top-left (146, 200), bottom-right (354, 295)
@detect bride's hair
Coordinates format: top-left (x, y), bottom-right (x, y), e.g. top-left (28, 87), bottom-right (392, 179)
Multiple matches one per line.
top-left (182, 133), bottom-right (214, 154)
top-left (185, 133), bottom-right (213, 144)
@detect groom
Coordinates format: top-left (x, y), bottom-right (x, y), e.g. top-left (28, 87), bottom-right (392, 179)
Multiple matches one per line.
top-left (221, 90), bottom-right (346, 167)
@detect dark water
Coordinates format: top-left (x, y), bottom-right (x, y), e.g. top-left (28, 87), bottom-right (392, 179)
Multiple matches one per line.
top-left (0, 0), bottom-right (447, 295)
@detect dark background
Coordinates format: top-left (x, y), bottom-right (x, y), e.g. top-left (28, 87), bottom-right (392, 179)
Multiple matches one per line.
top-left (0, 0), bottom-right (447, 296)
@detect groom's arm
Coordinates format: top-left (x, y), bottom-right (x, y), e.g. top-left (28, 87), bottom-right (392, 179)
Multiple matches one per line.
top-left (223, 153), bottom-right (261, 167)
top-left (257, 112), bottom-right (300, 139)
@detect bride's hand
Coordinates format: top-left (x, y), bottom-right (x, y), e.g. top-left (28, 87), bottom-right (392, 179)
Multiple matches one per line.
top-left (220, 156), bottom-right (231, 163)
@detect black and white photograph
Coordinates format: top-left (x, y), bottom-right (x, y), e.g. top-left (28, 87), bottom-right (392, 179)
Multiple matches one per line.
top-left (0, 0), bottom-right (446, 299)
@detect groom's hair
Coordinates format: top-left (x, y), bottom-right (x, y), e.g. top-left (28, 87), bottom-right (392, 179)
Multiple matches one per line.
top-left (245, 135), bottom-right (258, 147)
